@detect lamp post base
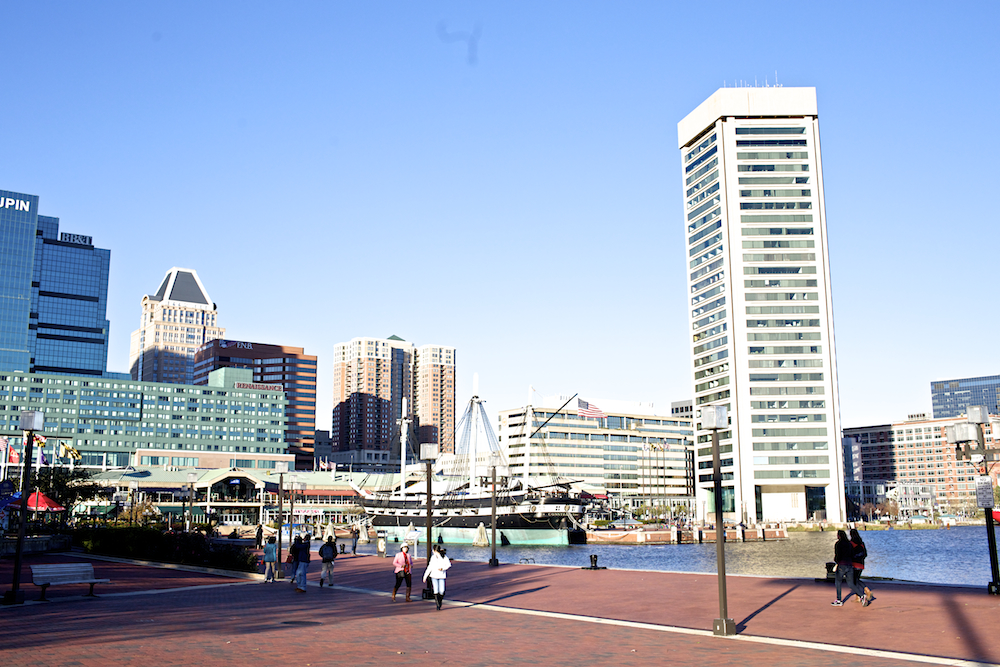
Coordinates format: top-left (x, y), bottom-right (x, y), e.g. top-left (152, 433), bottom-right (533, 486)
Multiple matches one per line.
top-left (488, 558), bottom-right (499, 567)
top-left (713, 618), bottom-right (736, 636)
top-left (988, 582), bottom-right (999, 595)
top-left (1, 590), bottom-right (25, 606)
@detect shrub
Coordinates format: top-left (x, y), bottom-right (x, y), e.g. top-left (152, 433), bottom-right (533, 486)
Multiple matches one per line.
top-left (71, 526), bottom-right (259, 572)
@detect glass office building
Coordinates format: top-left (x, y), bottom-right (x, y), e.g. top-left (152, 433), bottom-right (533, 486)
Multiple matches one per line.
top-left (931, 375), bottom-right (1000, 418)
top-left (1, 188), bottom-right (111, 376)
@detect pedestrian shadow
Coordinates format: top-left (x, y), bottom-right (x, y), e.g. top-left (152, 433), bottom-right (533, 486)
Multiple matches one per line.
top-left (477, 585), bottom-right (549, 605)
top-left (735, 584), bottom-right (800, 632)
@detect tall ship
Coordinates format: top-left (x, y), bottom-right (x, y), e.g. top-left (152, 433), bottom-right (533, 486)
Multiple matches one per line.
top-left (352, 383), bottom-right (586, 546)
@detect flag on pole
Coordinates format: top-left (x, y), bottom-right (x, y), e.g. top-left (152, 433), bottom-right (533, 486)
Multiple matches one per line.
top-left (577, 399), bottom-right (607, 419)
top-left (59, 442), bottom-right (82, 461)
top-left (8, 446), bottom-right (19, 464)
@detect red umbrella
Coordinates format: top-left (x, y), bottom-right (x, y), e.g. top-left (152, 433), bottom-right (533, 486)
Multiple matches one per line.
top-left (26, 491), bottom-right (66, 512)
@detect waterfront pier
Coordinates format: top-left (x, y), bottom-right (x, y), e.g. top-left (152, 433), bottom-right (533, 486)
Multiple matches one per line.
top-left (2, 549), bottom-right (997, 666)
top-left (587, 525), bottom-right (788, 544)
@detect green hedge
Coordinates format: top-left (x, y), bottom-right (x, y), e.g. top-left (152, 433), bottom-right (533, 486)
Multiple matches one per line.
top-left (72, 527), bottom-right (259, 572)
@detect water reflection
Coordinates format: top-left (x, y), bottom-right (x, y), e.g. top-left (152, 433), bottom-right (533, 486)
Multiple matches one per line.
top-left (365, 526), bottom-right (1000, 586)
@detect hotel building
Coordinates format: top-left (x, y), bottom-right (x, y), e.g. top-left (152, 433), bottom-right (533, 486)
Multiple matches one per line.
top-left (129, 268), bottom-right (224, 384)
top-left (1, 189), bottom-right (113, 377)
top-left (497, 396), bottom-right (694, 513)
top-left (0, 367), bottom-right (288, 471)
top-left (677, 87), bottom-right (844, 523)
top-left (194, 339), bottom-right (318, 469)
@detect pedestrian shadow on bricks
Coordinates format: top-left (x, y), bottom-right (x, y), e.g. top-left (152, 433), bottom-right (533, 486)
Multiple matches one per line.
top-left (735, 584), bottom-right (800, 633)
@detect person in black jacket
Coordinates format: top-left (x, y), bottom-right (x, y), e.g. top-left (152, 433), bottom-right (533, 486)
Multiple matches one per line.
top-left (832, 530), bottom-right (871, 606)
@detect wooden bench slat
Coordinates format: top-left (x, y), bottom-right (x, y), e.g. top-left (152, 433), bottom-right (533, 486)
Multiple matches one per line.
top-left (29, 563), bottom-right (109, 601)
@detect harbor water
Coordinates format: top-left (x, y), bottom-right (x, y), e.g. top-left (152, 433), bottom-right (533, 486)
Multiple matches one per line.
top-left (359, 525), bottom-right (1000, 587)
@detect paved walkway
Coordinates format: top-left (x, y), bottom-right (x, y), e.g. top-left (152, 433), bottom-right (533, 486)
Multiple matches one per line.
top-left (1, 550), bottom-right (998, 666)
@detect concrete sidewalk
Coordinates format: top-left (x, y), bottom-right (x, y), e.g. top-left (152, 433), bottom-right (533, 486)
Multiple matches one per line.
top-left (1, 551), bottom-right (998, 666)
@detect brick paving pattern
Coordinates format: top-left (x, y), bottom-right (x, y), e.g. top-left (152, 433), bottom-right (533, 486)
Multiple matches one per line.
top-left (2, 551), bottom-right (998, 666)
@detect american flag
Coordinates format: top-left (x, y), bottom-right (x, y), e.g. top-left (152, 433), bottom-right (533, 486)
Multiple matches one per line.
top-left (577, 399), bottom-right (607, 419)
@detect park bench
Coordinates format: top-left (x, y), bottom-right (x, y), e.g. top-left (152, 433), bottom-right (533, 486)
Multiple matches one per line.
top-left (30, 563), bottom-right (110, 601)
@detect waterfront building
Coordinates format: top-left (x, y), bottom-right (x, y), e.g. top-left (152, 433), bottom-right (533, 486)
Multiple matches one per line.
top-left (497, 396), bottom-right (694, 515)
top-left (414, 344), bottom-right (456, 452)
top-left (88, 468), bottom-right (373, 527)
top-left (931, 374), bottom-right (1000, 418)
top-left (677, 87), bottom-right (844, 524)
top-left (194, 339), bottom-right (317, 469)
top-left (0, 367), bottom-right (287, 472)
top-left (1, 188), bottom-right (113, 377)
top-left (842, 412), bottom-right (1000, 512)
top-left (129, 267), bottom-right (224, 384)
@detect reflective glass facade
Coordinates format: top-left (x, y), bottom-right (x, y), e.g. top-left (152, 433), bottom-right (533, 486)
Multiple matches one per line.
top-left (931, 375), bottom-right (1000, 418)
top-left (0, 189), bottom-right (111, 376)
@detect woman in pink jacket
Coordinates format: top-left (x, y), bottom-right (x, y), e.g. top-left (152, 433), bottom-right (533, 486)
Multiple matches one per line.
top-left (391, 544), bottom-right (413, 602)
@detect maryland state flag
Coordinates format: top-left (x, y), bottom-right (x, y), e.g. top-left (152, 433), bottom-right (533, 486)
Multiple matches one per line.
top-left (59, 442), bottom-right (82, 461)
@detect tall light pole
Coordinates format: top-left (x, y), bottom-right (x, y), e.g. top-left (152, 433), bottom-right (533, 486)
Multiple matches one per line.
top-left (129, 481), bottom-right (138, 527)
top-left (945, 406), bottom-right (1000, 595)
top-left (275, 461), bottom-right (288, 579)
top-left (2, 410), bottom-right (43, 606)
top-left (187, 472), bottom-right (197, 532)
top-left (703, 405), bottom-right (735, 636)
top-left (289, 474), bottom-right (298, 541)
top-left (489, 452), bottom-right (500, 567)
top-left (420, 444), bottom-right (438, 560)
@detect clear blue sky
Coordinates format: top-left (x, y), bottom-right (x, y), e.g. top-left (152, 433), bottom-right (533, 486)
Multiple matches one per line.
top-left (2, 2), bottom-right (998, 430)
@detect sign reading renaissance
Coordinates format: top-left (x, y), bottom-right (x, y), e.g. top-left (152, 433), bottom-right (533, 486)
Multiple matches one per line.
top-left (235, 382), bottom-right (283, 392)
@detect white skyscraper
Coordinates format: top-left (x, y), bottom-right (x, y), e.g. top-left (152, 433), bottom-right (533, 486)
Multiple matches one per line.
top-left (677, 87), bottom-right (844, 523)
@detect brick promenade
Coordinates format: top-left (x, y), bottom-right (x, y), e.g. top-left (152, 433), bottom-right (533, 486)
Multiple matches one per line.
top-left (1, 549), bottom-right (999, 666)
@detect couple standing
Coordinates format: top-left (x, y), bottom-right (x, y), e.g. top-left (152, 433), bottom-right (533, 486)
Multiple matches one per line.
top-left (832, 528), bottom-right (874, 607)
top-left (392, 544), bottom-right (451, 610)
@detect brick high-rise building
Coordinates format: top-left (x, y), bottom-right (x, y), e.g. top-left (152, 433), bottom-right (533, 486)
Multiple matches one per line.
top-left (129, 268), bottom-right (223, 384)
top-left (331, 335), bottom-right (456, 465)
top-left (194, 339), bottom-right (318, 470)
top-left (414, 344), bottom-right (456, 452)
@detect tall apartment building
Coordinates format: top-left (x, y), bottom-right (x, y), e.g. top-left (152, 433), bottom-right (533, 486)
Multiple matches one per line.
top-left (843, 412), bottom-right (1000, 511)
top-left (677, 87), bottom-right (844, 523)
top-left (497, 396), bottom-right (694, 512)
top-left (1, 189), bottom-right (112, 376)
top-left (129, 268), bottom-right (224, 384)
top-left (414, 344), bottom-right (456, 452)
top-left (331, 336), bottom-right (456, 464)
top-left (194, 339), bottom-right (317, 469)
top-left (0, 367), bottom-right (288, 471)
top-left (931, 375), bottom-right (1000, 418)
top-left (331, 336), bottom-right (415, 461)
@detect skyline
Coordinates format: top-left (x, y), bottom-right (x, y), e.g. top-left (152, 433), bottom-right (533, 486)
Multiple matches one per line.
top-left (2, 3), bottom-right (998, 431)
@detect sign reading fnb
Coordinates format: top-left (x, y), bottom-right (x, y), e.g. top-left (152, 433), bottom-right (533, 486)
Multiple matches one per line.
top-left (235, 382), bottom-right (282, 392)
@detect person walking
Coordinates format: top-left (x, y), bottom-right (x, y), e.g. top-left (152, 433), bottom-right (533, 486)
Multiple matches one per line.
top-left (319, 535), bottom-right (337, 588)
top-left (288, 536), bottom-right (302, 589)
top-left (850, 528), bottom-right (874, 605)
top-left (295, 533), bottom-right (312, 592)
top-left (351, 525), bottom-right (360, 555)
top-left (422, 546), bottom-right (451, 610)
top-left (392, 544), bottom-right (414, 602)
top-left (255, 524), bottom-right (264, 549)
top-left (832, 530), bottom-right (871, 606)
top-left (263, 535), bottom-right (277, 583)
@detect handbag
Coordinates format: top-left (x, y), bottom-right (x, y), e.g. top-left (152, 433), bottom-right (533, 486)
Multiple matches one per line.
top-left (285, 552), bottom-right (294, 564)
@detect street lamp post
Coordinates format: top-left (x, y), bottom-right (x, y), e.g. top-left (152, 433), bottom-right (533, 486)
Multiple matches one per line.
top-left (187, 472), bottom-right (197, 532)
top-left (702, 405), bottom-right (735, 636)
top-left (289, 474), bottom-right (298, 542)
top-left (420, 444), bottom-right (438, 560)
top-left (2, 410), bottom-right (43, 606)
top-left (276, 461), bottom-right (288, 579)
top-left (489, 452), bottom-right (500, 567)
top-left (945, 406), bottom-right (1000, 595)
top-left (129, 481), bottom-right (138, 527)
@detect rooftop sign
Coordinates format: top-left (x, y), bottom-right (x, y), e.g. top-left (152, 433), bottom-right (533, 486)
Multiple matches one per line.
top-left (235, 382), bottom-right (282, 392)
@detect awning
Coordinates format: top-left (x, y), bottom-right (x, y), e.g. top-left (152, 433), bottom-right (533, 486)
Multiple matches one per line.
top-left (24, 492), bottom-right (66, 512)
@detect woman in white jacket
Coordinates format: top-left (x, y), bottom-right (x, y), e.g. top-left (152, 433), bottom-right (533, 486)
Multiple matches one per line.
top-left (422, 546), bottom-right (451, 610)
